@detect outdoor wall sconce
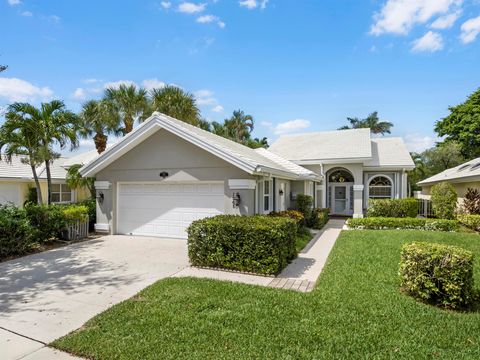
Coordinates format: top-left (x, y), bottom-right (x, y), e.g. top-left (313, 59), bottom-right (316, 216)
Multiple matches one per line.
top-left (279, 189), bottom-right (284, 196)
top-left (232, 192), bottom-right (241, 208)
top-left (96, 192), bottom-right (104, 204)
top-left (159, 171), bottom-right (169, 179)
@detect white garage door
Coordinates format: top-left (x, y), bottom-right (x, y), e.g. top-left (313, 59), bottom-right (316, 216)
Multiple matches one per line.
top-left (0, 183), bottom-right (21, 206)
top-left (117, 182), bottom-right (225, 239)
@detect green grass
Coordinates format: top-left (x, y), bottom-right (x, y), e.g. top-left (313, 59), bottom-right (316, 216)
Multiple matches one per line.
top-left (295, 227), bottom-right (313, 253)
top-left (52, 230), bottom-right (480, 359)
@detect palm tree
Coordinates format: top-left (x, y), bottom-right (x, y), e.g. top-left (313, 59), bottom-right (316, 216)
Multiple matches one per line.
top-left (224, 110), bottom-right (254, 142)
top-left (246, 137), bottom-right (269, 149)
top-left (10, 101), bottom-right (79, 204)
top-left (210, 121), bottom-right (231, 138)
top-left (66, 164), bottom-right (95, 198)
top-left (150, 86), bottom-right (200, 125)
top-left (79, 100), bottom-right (118, 154)
top-left (0, 104), bottom-right (44, 204)
top-left (339, 112), bottom-right (393, 135)
top-left (104, 84), bottom-right (149, 135)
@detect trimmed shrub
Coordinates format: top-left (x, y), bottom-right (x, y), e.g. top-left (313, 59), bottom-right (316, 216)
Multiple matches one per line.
top-left (78, 197), bottom-right (96, 231)
top-left (268, 210), bottom-right (304, 226)
top-left (460, 188), bottom-right (480, 215)
top-left (187, 215), bottom-right (297, 275)
top-left (367, 198), bottom-right (418, 218)
top-left (0, 205), bottom-right (36, 260)
top-left (24, 204), bottom-right (67, 242)
top-left (62, 205), bottom-right (89, 224)
top-left (399, 242), bottom-right (475, 309)
top-left (310, 208), bottom-right (330, 229)
top-left (295, 194), bottom-right (313, 225)
top-left (457, 214), bottom-right (480, 231)
top-left (347, 217), bottom-right (459, 232)
top-left (431, 182), bottom-right (458, 219)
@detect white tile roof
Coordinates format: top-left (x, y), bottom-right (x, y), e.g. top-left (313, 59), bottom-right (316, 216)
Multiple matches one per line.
top-left (81, 113), bottom-right (319, 180)
top-left (0, 154), bottom-right (68, 181)
top-left (269, 128), bottom-right (372, 162)
top-left (63, 148), bottom-right (103, 167)
top-left (418, 157), bottom-right (480, 185)
top-left (254, 148), bottom-right (317, 177)
top-left (365, 138), bottom-right (415, 168)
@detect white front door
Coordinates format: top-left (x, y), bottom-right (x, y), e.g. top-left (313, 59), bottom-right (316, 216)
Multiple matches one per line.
top-left (329, 183), bottom-right (353, 216)
top-left (117, 182), bottom-right (225, 239)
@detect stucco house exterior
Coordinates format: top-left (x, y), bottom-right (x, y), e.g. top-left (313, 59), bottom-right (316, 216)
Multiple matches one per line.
top-left (80, 112), bottom-right (414, 239)
top-left (0, 155), bottom-right (90, 206)
top-left (417, 157), bottom-right (480, 204)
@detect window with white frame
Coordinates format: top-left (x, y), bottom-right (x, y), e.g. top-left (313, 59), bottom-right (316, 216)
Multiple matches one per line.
top-left (263, 180), bottom-right (271, 213)
top-left (51, 183), bottom-right (73, 203)
top-left (368, 176), bottom-right (392, 199)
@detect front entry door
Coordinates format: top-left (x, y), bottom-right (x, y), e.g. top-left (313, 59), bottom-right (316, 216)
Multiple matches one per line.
top-left (334, 186), bottom-right (347, 214)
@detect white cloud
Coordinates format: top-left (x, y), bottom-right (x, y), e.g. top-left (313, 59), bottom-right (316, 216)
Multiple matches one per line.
top-left (21, 11), bottom-right (33, 17)
top-left (460, 16), bottom-right (480, 44)
top-left (430, 10), bottom-right (461, 29)
top-left (7, 0), bottom-right (21, 5)
top-left (103, 80), bottom-right (136, 89)
top-left (178, 2), bottom-right (206, 14)
top-left (274, 119), bottom-right (311, 135)
top-left (197, 14), bottom-right (216, 23)
top-left (141, 78), bottom-right (166, 90)
top-left (195, 89), bottom-right (213, 98)
top-left (160, 1), bottom-right (171, 9)
top-left (411, 31), bottom-right (444, 52)
top-left (82, 78), bottom-right (102, 84)
top-left (0, 77), bottom-right (53, 102)
top-left (72, 87), bottom-right (86, 100)
top-left (404, 133), bottom-right (436, 152)
top-left (195, 89), bottom-right (220, 106)
top-left (239, 0), bottom-right (258, 9)
top-left (211, 105), bottom-right (224, 112)
top-left (370, 0), bottom-right (462, 35)
top-left (218, 20), bottom-right (226, 28)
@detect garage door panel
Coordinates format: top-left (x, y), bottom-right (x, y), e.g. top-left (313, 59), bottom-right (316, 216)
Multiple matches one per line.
top-left (117, 182), bottom-right (225, 239)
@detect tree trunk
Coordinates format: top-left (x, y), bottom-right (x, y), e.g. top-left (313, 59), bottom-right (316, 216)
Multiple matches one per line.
top-left (124, 119), bottom-right (134, 134)
top-left (30, 164), bottom-right (43, 204)
top-left (94, 132), bottom-right (108, 154)
top-left (45, 160), bottom-right (52, 205)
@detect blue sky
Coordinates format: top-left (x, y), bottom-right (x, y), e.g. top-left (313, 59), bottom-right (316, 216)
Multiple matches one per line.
top-left (1, 0), bottom-right (479, 154)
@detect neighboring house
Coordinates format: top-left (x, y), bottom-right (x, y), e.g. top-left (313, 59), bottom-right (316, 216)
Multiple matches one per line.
top-left (0, 155), bottom-right (90, 206)
top-left (417, 157), bottom-right (480, 203)
top-left (80, 112), bottom-right (414, 239)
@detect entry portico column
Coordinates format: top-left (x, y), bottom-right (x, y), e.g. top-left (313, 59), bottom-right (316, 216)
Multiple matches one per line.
top-left (353, 184), bottom-right (364, 218)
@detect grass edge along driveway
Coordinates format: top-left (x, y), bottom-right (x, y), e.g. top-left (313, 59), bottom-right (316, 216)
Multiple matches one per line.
top-left (52, 230), bottom-right (480, 360)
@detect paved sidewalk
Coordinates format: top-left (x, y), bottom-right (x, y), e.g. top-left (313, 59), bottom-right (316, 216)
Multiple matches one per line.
top-left (176, 219), bottom-right (345, 292)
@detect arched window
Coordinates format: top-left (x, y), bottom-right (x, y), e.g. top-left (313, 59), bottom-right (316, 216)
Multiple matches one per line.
top-left (369, 176), bottom-right (392, 199)
top-left (328, 169), bottom-right (354, 183)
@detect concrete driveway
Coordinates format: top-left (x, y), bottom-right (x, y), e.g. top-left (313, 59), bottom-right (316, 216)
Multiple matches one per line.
top-left (0, 235), bottom-right (188, 359)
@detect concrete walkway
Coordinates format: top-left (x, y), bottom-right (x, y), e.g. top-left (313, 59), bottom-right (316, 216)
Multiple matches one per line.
top-left (175, 219), bottom-right (345, 292)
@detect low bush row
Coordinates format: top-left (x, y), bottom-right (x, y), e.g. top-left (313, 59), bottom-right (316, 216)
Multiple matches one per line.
top-left (0, 203), bottom-right (90, 261)
top-left (457, 214), bottom-right (480, 231)
top-left (188, 215), bottom-right (297, 275)
top-left (294, 194), bottom-right (329, 229)
top-left (347, 217), bottom-right (459, 232)
top-left (399, 242), bottom-right (475, 309)
top-left (367, 198), bottom-right (418, 218)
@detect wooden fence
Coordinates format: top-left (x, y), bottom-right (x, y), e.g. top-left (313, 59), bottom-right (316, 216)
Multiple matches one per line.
top-left (64, 217), bottom-right (89, 241)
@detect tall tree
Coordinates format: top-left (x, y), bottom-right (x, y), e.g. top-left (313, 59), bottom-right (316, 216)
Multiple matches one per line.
top-left (0, 104), bottom-right (44, 204)
top-left (224, 110), bottom-right (254, 142)
top-left (150, 86), bottom-right (200, 125)
top-left (8, 101), bottom-right (79, 204)
top-left (435, 88), bottom-right (480, 158)
top-left (339, 111), bottom-right (393, 135)
top-left (66, 164), bottom-right (95, 198)
top-left (78, 100), bottom-right (117, 154)
top-left (104, 84), bottom-right (149, 135)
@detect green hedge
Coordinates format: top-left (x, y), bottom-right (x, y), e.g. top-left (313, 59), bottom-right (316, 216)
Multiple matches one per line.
top-left (187, 215), bottom-right (297, 275)
top-left (347, 217), bottom-right (459, 232)
top-left (25, 204), bottom-right (67, 243)
top-left (295, 194), bottom-right (313, 226)
top-left (367, 198), bottom-right (418, 218)
top-left (431, 182), bottom-right (458, 219)
top-left (268, 210), bottom-right (304, 226)
top-left (310, 208), bottom-right (330, 229)
top-left (457, 214), bottom-right (480, 231)
top-left (0, 205), bottom-right (36, 260)
top-left (399, 242), bottom-right (475, 309)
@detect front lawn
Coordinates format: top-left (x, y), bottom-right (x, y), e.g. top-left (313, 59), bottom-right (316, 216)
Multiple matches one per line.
top-left (53, 230), bottom-right (480, 359)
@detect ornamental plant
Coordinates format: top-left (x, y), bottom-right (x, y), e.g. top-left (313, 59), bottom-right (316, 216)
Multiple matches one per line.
top-left (431, 182), bottom-right (458, 219)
